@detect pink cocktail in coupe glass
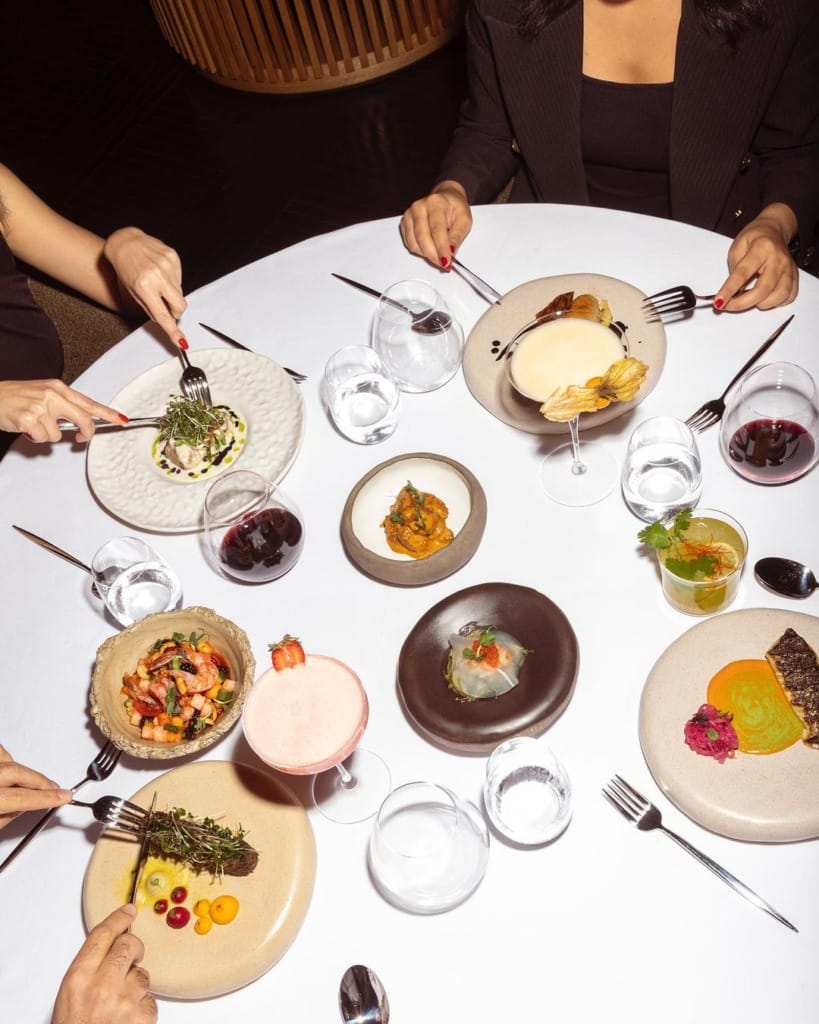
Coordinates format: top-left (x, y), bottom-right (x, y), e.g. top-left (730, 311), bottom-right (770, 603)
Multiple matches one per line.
top-left (242, 654), bottom-right (390, 823)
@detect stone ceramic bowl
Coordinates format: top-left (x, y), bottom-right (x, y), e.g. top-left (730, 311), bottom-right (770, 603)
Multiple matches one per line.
top-left (90, 606), bottom-right (254, 759)
top-left (340, 452), bottom-right (487, 586)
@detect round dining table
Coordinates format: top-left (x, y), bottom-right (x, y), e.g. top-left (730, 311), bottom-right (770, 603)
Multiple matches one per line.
top-left (1, 204), bottom-right (818, 1023)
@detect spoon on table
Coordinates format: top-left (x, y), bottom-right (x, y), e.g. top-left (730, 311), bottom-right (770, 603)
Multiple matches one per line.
top-left (332, 273), bottom-right (452, 334)
top-left (755, 557), bottom-right (817, 599)
top-left (339, 964), bottom-right (390, 1024)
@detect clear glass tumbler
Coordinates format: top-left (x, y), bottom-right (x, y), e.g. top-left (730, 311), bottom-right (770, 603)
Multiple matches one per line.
top-left (371, 280), bottom-right (464, 393)
top-left (621, 416), bottom-right (703, 521)
top-left (322, 345), bottom-right (401, 444)
top-left (91, 537), bottom-right (182, 627)
top-left (368, 782), bottom-right (489, 913)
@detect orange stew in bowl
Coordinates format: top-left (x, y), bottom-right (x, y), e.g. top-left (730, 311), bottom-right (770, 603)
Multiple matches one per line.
top-left (121, 631), bottom-right (237, 744)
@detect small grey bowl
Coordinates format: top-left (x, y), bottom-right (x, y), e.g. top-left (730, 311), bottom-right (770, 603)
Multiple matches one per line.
top-left (340, 452), bottom-right (487, 586)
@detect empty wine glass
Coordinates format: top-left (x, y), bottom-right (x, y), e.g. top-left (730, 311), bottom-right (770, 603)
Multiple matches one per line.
top-left (506, 307), bottom-right (629, 506)
top-left (242, 654), bottom-right (390, 824)
top-left (372, 280), bottom-right (464, 393)
top-left (719, 361), bottom-right (819, 485)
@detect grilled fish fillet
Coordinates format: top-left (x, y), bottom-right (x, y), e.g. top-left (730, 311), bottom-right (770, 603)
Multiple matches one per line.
top-left (766, 628), bottom-right (819, 748)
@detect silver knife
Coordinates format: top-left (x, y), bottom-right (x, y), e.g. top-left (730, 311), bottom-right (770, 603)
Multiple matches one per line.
top-left (58, 416), bottom-right (161, 432)
top-left (127, 792), bottom-right (157, 909)
top-left (198, 322), bottom-right (251, 351)
top-left (12, 524), bottom-right (93, 576)
top-left (450, 257), bottom-right (504, 304)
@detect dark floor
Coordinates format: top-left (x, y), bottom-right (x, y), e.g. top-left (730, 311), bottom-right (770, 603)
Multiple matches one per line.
top-left (2, 0), bottom-right (467, 294)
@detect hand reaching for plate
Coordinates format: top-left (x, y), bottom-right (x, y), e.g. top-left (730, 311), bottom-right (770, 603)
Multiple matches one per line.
top-left (52, 905), bottom-right (157, 1024)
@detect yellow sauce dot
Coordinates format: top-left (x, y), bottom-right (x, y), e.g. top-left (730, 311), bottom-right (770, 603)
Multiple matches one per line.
top-left (209, 895), bottom-right (240, 925)
top-left (707, 659), bottom-right (803, 754)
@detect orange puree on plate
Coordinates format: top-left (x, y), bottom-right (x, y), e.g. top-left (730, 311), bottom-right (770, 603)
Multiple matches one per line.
top-left (707, 659), bottom-right (802, 754)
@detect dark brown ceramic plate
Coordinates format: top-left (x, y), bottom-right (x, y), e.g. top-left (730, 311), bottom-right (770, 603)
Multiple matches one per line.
top-left (340, 453), bottom-right (487, 586)
top-left (398, 582), bottom-right (579, 752)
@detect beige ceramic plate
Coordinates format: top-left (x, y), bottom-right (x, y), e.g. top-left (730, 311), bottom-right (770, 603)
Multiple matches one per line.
top-left (463, 272), bottom-right (666, 435)
top-left (82, 760), bottom-right (316, 999)
top-left (340, 453), bottom-right (487, 586)
top-left (90, 607), bottom-right (254, 760)
top-left (639, 608), bottom-right (819, 842)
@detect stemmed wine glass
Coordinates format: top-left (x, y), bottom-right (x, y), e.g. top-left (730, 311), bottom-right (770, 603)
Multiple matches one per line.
top-left (505, 306), bottom-right (632, 506)
top-left (242, 651), bottom-right (390, 824)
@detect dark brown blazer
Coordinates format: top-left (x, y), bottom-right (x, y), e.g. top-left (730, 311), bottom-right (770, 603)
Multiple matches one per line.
top-left (438, 0), bottom-right (819, 249)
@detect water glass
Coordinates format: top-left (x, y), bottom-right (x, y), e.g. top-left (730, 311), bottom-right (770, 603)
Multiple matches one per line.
top-left (371, 280), bottom-right (464, 393)
top-left (483, 737), bottom-right (572, 845)
top-left (368, 782), bottom-right (489, 914)
top-left (621, 416), bottom-right (703, 521)
top-left (91, 537), bottom-right (182, 627)
top-left (322, 345), bottom-right (400, 444)
top-left (203, 469), bottom-right (304, 583)
top-left (719, 361), bottom-right (819, 485)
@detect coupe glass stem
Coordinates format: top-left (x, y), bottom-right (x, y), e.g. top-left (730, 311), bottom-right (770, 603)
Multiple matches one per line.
top-left (335, 761), bottom-right (357, 791)
top-left (568, 417), bottom-right (587, 476)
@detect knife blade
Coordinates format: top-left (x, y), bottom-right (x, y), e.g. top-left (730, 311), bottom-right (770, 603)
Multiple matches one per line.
top-left (331, 272), bottom-right (426, 318)
top-left (58, 416), bottom-right (161, 432)
top-left (12, 524), bottom-right (92, 576)
top-left (127, 792), bottom-right (157, 908)
top-left (450, 257), bottom-right (504, 304)
top-left (198, 322), bottom-right (251, 351)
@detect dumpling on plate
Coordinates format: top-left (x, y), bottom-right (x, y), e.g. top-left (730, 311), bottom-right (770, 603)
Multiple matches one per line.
top-left (445, 624), bottom-right (529, 700)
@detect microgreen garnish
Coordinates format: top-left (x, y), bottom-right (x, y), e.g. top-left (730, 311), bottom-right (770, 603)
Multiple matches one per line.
top-left (145, 808), bottom-right (257, 878)
top-left (157, 396), bottom-right (230, 450)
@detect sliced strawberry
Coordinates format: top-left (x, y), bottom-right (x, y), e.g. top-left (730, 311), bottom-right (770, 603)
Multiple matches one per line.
top-left (268, 634), bottom-right (306, 671)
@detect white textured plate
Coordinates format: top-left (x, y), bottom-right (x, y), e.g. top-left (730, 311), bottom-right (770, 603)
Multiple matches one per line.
top-left (639, 608), bottom-right (819, 842)
top-left (463, 273), bottom-right (666, 434)
top-left (87, 350), bottom-right (305, 532)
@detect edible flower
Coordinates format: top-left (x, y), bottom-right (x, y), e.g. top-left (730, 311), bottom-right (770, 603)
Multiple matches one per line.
top-left (539, 356), bottom-right (649, 422)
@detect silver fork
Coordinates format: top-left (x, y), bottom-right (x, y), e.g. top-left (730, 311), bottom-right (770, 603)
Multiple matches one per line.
top-left (0, 740), bottom-right (122, 873)
top-left (71, 795), bottom-right (149, 836)
top-left (642, 285), bottom-right (716, 320)
top-left (179, 348), bottom-right (213, 406)
top-left (603, 775), bottom-right (797, 931)
top-left (685, 314), bottom-right (794, 432)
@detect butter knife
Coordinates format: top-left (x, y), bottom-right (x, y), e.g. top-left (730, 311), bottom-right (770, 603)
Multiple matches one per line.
top-left (198, 323), bottom-right (307, 382)
top-left (12, 524), bottom-right (93, 576)
top-left (128, 792), bottom-right (157, 908)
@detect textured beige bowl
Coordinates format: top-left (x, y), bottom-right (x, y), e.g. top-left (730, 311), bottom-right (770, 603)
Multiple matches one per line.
top-left (91, 606), bottom-right (254, 759)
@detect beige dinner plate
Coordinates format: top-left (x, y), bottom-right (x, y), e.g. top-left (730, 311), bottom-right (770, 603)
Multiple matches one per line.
top-left (639, 608), bottom-right (819, 842)
top-left (82, 760), bottom-right (316, 998)
top-left (463, 272), bottom-right (666, 434)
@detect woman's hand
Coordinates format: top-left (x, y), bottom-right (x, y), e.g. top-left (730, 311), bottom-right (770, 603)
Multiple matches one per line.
top-left (52, 905), bottom-right (157, 1024)
top-left (0, 379), bottom-right (125, 442)
top-left (400, 182), bottom-right (473, 269)
top-left (0, 745), bottom-right (71, 829)
top-left (103, 227), bottom-right (187, 348)
top-left (715, 203), bottom-right (799, 311)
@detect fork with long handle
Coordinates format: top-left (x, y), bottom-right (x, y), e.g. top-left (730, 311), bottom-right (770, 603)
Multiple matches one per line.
top-left (0, 740), bottom-right (122, 874)
top-left (684, 314), bottom-right (794, 432)
top-left (603, 775), bottom-right (797, 932)
top-left (70, 795), bottom-right (149, 836)
top-left (179, 349), bottom-right (213, 406)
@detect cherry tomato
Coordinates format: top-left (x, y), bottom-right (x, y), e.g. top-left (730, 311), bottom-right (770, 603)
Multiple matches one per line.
top-left (153, 899), bottom-right (169, 914)
top-left (170, 886), bottom-right (188, 904)
top-left (133, 697), bottom-right (163, 717)
top-left (166, 906), bottom-right (190, 929)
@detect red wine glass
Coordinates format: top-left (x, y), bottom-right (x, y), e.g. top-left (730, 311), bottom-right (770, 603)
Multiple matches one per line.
top-left (203, 469), bottom-right (304, 582)
top-left (720, 361), bottom-right (819, 485)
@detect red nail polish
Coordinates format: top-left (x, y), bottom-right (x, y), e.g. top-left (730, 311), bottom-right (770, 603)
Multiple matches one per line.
top-left (440, 257), bottom-right (449, 268)
top-left (179, 337), bottom-right (189, 350)
top-left (713, 297), bottom-right (725, 310)
top-left (119, 413), bottom-right (129, 423)
top-left (450, 245), bottom-right (456, 254)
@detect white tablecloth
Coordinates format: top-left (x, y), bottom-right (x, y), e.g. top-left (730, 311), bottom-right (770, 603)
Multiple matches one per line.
top-left (1, 205), bottom-right (818, 1022)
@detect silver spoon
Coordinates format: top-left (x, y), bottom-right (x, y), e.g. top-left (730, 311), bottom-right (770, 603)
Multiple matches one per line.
top-left (755, 557), bottom-right (817, 599)
top-left (332, 273), bottom-right (452, 334)
top-left (339, 964), bottom-right (390, 1024)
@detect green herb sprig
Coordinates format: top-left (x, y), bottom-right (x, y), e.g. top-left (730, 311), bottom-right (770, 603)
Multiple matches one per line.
top-left (145, 808), bottom-right (258, 878)
top-left (157, 396), bottom-right (230, 450)
top-left (638, 508), bottom-right (718, 581)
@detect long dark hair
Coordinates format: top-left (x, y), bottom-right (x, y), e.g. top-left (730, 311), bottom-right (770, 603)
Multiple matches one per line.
top-left (517, 0), bottom-right (770, 47)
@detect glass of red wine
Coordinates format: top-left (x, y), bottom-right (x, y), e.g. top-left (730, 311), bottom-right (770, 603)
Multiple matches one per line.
top-left (203, 469), bottom-right (304, 582)
top-left (720, 361), bottom-right (818, 485)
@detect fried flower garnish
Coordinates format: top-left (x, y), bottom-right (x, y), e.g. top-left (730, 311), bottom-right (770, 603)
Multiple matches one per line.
top-left (539, 357), bottom-right (649, 422)
top-left (534, 291), bottom-right (613, 326)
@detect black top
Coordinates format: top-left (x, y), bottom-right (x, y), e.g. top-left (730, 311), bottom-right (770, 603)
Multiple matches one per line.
top-left (581, 75), bottom-right (673, 219)
top-left (0, 230), bottom-right (63, 380)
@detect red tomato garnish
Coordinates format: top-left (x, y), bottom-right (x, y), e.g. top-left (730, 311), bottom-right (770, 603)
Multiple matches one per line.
top-left (166, 906), bottom-right (190, 929)
top-left (153, 899), bottom-right (168, 914)
top-left (133, 697), bottom-right (164, 717)
top-left (170, 886), bottom-right (188, 904)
